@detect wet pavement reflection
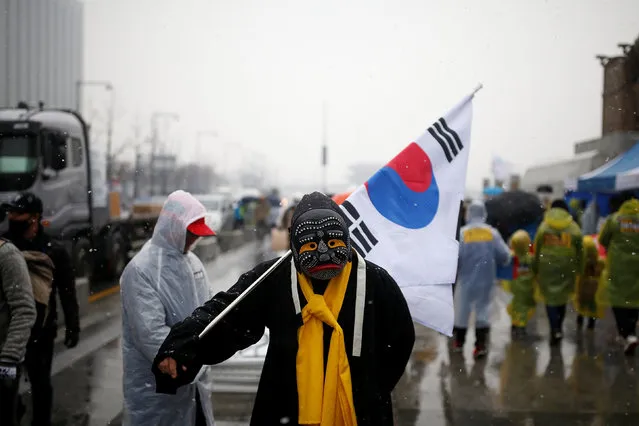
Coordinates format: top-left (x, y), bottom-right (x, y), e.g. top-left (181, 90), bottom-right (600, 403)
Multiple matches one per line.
top-left (20, 333), bottom-right (122, 426)
top-left (33, 242), bottom-right (262, 425)
top-left (392, 290), bottom-right (639, 425)
top-left (38, 242), bottom-right (639, 425)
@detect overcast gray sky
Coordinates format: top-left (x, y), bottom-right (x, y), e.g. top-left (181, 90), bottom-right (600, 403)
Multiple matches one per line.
top-left (83, 0), bottom-right (639, 192)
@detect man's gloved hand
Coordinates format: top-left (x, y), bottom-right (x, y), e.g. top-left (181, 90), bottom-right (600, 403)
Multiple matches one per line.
top-left (64, 329), bottom-right (80, 348)
top-left (153, 334), bottom-right (202, 394)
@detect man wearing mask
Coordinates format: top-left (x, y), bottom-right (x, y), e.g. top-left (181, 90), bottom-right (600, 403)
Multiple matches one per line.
top-left (153, 192), bottom-right (415, 426)
top-left (2, 192), bottom-right (80, 426)
top-left (0, 238), bottom-right (36, 426)
top-left (120, 190), bottom-right (217, 425)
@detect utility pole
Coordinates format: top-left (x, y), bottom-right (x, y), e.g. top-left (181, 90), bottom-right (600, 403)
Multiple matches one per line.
top-left (149, 117), bottom-right (158, 196)
top-left (105, 88), bottom-right (115, 190)
top-left (131, 120), bottom-right (143, 200)
top-left (75, 81), bottom-right (82, 115)
top-left (134, 146), bottom-right (141, 199)
top-left (321, 102), bottom-right (328, 194)
top-left (76, 80), bottom-right (114, 190)
top-left (148, 112), bottom-right (179, 196)
top-left (195, 130), bottom-right (218, 191)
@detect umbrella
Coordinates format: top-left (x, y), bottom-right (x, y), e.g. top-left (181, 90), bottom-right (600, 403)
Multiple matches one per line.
top-left (485, 190), bottom-right (545, 240)
top-left (332, 191), bottom-right (353, 205)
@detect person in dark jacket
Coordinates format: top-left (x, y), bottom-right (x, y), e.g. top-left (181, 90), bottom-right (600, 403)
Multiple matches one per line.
top-left (2, 192), bottom-right (80, 426)
top-left (153, 191), bottom-right (415, 426)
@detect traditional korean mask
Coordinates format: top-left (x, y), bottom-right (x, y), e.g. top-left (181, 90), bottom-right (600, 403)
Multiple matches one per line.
top-left (290, 193), bottom-right (352, 280)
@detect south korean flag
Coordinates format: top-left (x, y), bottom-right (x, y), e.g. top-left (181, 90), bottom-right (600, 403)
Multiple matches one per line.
top-left (340, 87), bottom-right (478, 335)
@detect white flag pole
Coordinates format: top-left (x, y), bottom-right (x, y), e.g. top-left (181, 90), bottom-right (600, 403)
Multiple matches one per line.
top-left (198, 250), bottom-right (293, 339)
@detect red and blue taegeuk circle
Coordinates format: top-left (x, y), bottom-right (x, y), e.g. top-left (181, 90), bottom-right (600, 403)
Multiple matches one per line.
top-left (365, 142), bottom-right (439, 229)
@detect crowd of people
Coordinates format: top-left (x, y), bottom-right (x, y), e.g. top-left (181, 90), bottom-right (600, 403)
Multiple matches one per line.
top-left (0, 193), bottom-right (80, 426)
top-left (2, 185), bottom-right (636, 425)
top-left (453, 193), bottom-right (639, 359)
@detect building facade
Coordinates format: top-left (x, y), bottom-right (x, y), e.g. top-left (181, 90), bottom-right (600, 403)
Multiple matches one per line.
top-left (522, 34), bottom-right (639, 196)
top-left (600, 35), bottom-right (639, 135)
top-left (0, 0), bottom-right (83, 109)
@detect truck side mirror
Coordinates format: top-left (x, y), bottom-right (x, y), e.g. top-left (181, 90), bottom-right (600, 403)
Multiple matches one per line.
top-left (50, 135), bottom-right (67, 171)
top-left (51, 152), bottom-right (66, 171)
top-left (41, 133), bottom-right (67, 172)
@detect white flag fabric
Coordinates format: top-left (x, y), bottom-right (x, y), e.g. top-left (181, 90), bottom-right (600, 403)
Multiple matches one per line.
top-left (339, 91), bottom-right (475, 336)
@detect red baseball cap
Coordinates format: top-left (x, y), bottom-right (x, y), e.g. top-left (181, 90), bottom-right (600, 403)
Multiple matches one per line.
top-left (187, 217), bottom-right (216, 237)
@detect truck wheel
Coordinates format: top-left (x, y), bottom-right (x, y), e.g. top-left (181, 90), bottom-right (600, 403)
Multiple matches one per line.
top-left (73, 237), bottom-right (92, 279)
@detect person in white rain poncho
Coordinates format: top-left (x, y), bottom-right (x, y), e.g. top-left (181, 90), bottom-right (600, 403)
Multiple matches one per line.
top-left (120, 190), bottom-right (216, 426)
top-left (452, 200), bottom-right (511, 359)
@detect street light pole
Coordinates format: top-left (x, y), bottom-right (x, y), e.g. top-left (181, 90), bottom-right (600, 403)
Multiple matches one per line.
top-left (75, 81), bottom-right (82, 114)
top-left (321, 102), bottom-right (328, 194)
top-left (105, 88), bottom-right (115, 189)
top-left (149, 116), bottom-right (159, 196)
top-left (75, 80), bottom-right (113, 115)
top-left (195, 131), bottom-right (218, 193)
top-left (148, 112), bottom-right (179, 196)
top-left (76, 80), bottom-right (115, 189)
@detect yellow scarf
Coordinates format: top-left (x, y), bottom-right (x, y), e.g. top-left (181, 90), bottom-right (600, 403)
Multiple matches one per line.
top-left (296, 262), bottom-right (358, 426)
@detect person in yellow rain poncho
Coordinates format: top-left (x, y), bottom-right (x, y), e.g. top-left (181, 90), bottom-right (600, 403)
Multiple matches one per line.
top-left (506, 230), bottom-right (537, 338)
top-left (532, 199), bottom-right (583, 345)
top-left (574, 236), bottom-right (605, 331)
top-left (598, 196), bottom-right (639, 356)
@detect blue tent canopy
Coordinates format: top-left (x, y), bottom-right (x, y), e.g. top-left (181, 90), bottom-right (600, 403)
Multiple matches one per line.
top-left (577, 142), bottom-right (639, 192)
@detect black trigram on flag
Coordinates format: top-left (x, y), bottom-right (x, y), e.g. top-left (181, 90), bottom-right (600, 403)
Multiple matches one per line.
top-left (341, 200), bottom-right (379, 257)
top-left (427, 117), bottom-right (463, 163)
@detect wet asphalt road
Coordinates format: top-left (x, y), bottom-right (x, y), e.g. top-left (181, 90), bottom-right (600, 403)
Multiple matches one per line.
top-left (28, 240), bottom-right (639, 425)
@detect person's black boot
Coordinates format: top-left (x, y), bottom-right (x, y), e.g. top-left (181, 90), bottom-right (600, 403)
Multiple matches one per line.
top-left (576, 315), bottom-right (584, 329)
top-left (452, 327), bottom-right (467, 353)
top-left (550, 329), bottom-right (563, 346)
top-left (511, 326), bottom-right (526, 339)
top-left (474, 327), bottom-right (490, 359)
top-left (587, 318), bottom-right (596, 331)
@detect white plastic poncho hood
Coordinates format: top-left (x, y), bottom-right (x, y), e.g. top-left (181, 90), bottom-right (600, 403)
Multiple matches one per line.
top-left (465, 199), bottom-right (488, 224)
top-left (120, 190), bottom-right (215, 426)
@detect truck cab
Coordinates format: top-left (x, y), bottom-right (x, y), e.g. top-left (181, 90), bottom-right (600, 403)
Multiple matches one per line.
top-left (0, 106), bottom-right (147, 282)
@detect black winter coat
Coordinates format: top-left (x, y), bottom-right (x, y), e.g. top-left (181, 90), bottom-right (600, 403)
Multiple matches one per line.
top-left (154, 255), bottom-right (415, 425)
